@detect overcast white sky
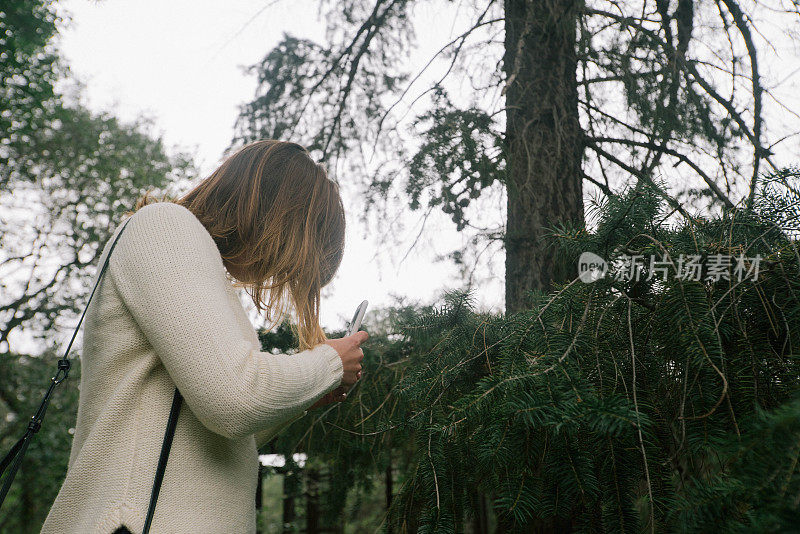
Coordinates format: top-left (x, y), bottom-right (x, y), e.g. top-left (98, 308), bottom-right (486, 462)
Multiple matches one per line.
top-left (49, 0), bottom-right (507, 338)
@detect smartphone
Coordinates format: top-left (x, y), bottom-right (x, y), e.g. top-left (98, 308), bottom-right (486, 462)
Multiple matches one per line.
top-left (346, 300), bottom-right (369, 336)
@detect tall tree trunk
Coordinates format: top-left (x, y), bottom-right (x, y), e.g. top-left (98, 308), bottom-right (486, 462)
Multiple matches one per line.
top-left (282, 464), bottom-right (299, 534)
top-left (504, 0), bottom-right (585, 314)
top-left (385, 460), bottom-right (394, 534)
top-left (469, 488), bottom-right (489, 534)
top-left (305, 466), bottom-right (321, 534)
top-left (256, 464), bottom-right (264, 534)
top-left (22, 475), bottom-right (34, 534)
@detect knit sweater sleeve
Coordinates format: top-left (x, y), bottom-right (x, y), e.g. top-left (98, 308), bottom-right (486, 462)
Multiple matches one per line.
top-left (107, 202), bottom-right (343, 441)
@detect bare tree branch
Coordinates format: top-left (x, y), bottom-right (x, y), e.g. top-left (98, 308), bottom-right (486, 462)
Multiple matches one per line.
top-left (588, 135), bottom-right (735, 208)
top-left (718, 0), bottom-right (765, 208)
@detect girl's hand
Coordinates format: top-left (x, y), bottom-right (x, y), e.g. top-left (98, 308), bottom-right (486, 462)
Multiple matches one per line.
top-left (310, 331), bottom-right (367, 410)
top-left (324, 330), bottom-right (368, 388)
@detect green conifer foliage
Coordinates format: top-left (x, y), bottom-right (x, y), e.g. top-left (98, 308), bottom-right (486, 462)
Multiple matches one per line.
top-left (295, 169), bottom-right (800, 533)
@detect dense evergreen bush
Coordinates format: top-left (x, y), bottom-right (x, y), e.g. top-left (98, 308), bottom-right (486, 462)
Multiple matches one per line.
top-left (293, 169), bottom-right (800, 533)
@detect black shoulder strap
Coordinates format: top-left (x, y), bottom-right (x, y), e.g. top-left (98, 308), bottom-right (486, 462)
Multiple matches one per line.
top-left (143, 387), bottom-right (182, 534)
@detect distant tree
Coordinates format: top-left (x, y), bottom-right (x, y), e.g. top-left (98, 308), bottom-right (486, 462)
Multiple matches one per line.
top-left (0, 103), bottom-right (194, 352)
top-left (229, 0), bottom-right (800, 313)
top-left (0, 1), bottom-right (195, 357)
top-left (0, 352), bottom-right (80, 534)
top-left (0, 0), bottom-right (63, 192)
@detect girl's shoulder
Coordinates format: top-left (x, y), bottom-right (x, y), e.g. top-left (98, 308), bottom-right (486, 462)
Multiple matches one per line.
top-left (122, 202), bottom-right (212, 246)
top-left (128, 201), bottom-right (198, 227)
top-left (110, 201), bottom-right (224, 277)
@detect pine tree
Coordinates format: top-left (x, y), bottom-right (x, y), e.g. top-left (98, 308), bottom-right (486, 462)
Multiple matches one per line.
top-left (228, 0), bottom-right (799, 313)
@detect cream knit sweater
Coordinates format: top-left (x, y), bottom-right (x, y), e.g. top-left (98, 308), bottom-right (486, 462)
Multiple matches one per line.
top-left (40, 202), bottom-right (344, 534)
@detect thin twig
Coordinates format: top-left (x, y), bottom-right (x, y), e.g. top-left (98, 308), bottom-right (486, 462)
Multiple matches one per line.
top-left (627, 298), bottom-right (655, 533)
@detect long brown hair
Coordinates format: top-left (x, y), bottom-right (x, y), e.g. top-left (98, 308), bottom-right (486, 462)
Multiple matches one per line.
top-left (125, 140), bottom-right (346, 351)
